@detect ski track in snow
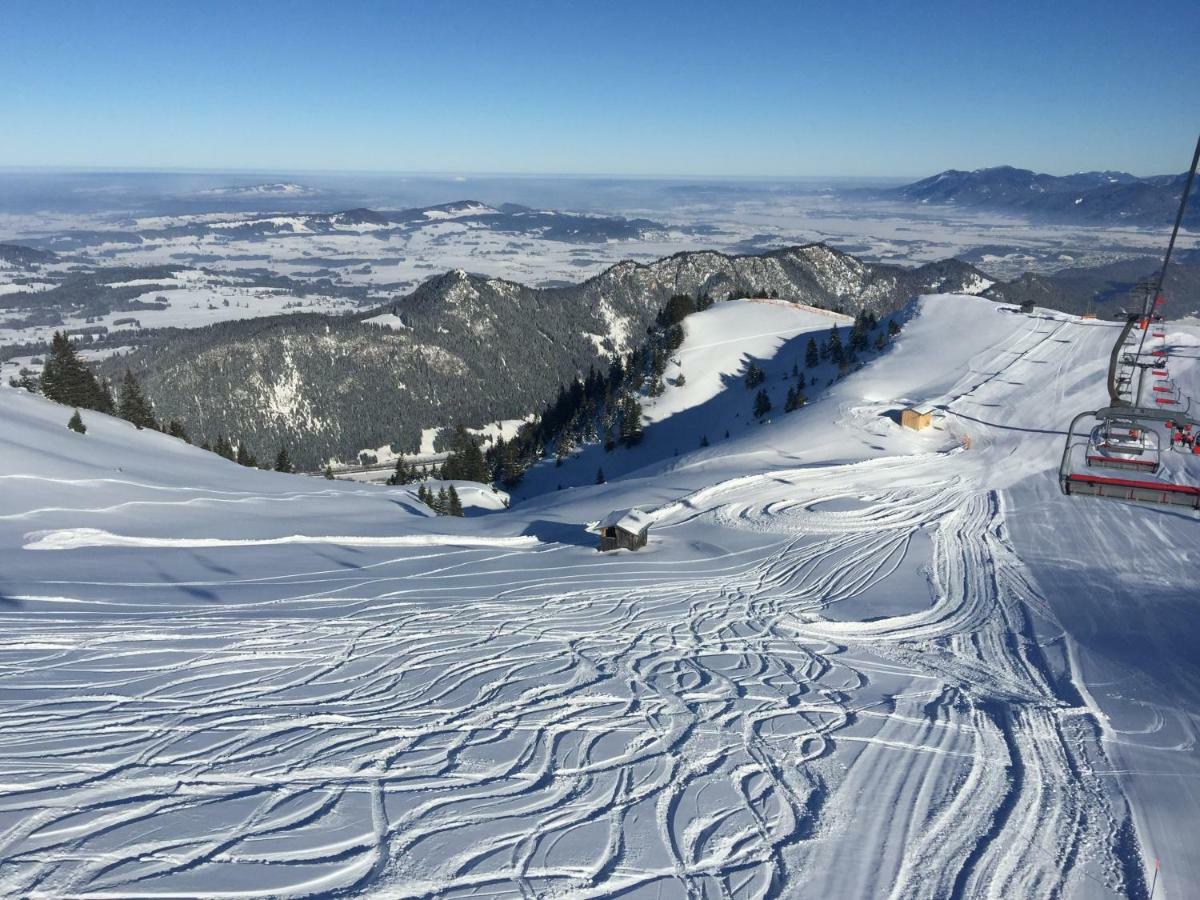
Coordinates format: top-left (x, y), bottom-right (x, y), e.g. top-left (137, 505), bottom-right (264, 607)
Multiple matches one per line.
top-left (0, 297), bottom-right (1183, 898)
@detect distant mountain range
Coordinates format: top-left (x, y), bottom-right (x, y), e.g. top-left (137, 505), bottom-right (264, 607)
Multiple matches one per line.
top-left (110, 245), bottom-right (990, 467)
top-left (196, 183), bottom-right (321, 198)
top-left (890, 166), bottom-right (1198, 227)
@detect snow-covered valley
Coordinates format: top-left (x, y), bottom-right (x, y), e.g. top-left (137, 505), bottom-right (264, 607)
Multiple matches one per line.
top-left (1, 294), bottom-right (1197, 898)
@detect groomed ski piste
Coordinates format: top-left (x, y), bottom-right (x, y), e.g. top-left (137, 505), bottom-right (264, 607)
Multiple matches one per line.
top-left (1, 294), bottom-right (1197, 898)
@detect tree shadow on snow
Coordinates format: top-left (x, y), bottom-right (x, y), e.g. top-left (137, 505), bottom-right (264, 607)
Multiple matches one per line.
top-left (312, 548), bottom-right (366, 569)
top-left (152, 562), bottom-right (221, 602)
top-left (193, 553), bottom-right (235, 576)
top-left (520, 518), bottom-right (595, 549)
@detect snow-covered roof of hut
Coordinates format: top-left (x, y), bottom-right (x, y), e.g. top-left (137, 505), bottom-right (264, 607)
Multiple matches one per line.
top-left (591, 507), bottom-right (653, 535)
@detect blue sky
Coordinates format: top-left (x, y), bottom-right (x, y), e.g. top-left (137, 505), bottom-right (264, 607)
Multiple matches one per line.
top-left (3, 0), bottom-right (1197, 176)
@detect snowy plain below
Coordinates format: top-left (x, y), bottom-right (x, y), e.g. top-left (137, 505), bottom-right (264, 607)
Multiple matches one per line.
top-left (0, 294), bottom-right (1197, 898)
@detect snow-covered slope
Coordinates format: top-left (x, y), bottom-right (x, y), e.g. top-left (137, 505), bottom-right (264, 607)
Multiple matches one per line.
top-left (646, 298), bottom-right (849, 422)
top-left (0, 295), bottom-right (1197, 898)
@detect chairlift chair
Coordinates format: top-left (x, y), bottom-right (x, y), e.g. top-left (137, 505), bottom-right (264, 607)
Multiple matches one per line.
top-left (1085, 415), bottom-right (1161, 473)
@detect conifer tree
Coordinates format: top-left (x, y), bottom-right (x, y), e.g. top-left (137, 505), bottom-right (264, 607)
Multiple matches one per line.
top-left (595, 467), bottom-right (605, 484)
top-left (744, 361), bottom-right (765, 389)
top-left (435, 486), bottom-right (448, 515)
top-left (700, 434), bottom-right (709, 447)
top-left (117, 369), bottom-right (157, 430)
top-left (888, 319), bottom-right (901, 336)
top-left (236, 443), bottom-right (257, 468)
top-left (784, 386), bottom-right (807, 412)
top-left (497, 438), bottom-right (523, 486)
top-left (41, 332), bottom-right (112, 413)
top-left (874, 332), bottom-right (889, 351)
top-left (447, 484), bottom-right (464, 517)
top-left (67, 409), bottom-right (86, 434)
top-left (828, 326), bottom-right (844, 366)
top-left (806, 337), bottom-right (820, 369)
top-left (324, 464), bottom-right (335, 480)
top-left (274, 447), bottom-right (293, 473)
top-left (166, 419), bottom-right (190, 443)
top-left (753, 388), bottom-right (772, 418)
top-left (620, 395), bottom-right (644, 446)
top-left (213, 435), bottom-right (235, 460)
top-left (448, 429), bottom-right (490, 483)
top-left (389, 455), bottom-right (409, 485)
top-left (850, 311), bottom-right (869, 352)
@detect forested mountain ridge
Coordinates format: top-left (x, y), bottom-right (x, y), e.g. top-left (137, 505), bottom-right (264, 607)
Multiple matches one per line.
top-left (104, 244), bottom-right (992, 468)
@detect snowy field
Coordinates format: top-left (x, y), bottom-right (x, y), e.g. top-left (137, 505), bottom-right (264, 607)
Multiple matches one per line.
top-left (0, 266), bottom-right (362, 362)
top-left (0, 295), bottom-right (1197, 897)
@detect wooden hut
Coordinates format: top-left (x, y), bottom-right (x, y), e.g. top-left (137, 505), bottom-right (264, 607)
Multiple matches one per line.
top-left (900, 405), bottom-right (934, 431)
top-left (592, 508), bottom-right (652, 552)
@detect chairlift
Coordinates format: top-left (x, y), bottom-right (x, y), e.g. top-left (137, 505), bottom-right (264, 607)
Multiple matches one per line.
top-left (1059, 130), bottom-right (1200, 509)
